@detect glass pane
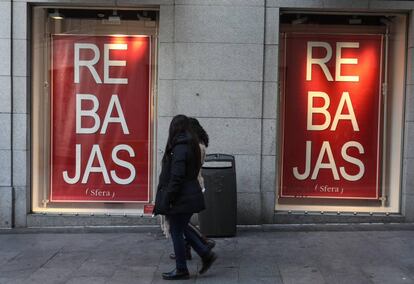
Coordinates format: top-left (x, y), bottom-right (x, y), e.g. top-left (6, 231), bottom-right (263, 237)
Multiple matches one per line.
top-left (31, 7), bottom-right (158, 214)
top-left (276, 13), bottom-right (406, 213)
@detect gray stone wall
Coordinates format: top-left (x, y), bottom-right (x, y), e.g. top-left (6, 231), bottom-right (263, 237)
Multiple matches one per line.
top-left (403, 11), bottom-right (414, 222)
top-left (0, 0), bottom-right (12, 228)
top-left (12, 1), bottom-right (29, 228)
top-left (157, 0), bottom-right (265, 225)
top-left (0, 0), bottom-right (414, 227)
top-left (260, 5), bottom-right (278, 224)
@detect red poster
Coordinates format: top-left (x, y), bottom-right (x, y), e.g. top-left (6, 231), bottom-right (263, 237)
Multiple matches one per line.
top-left (280, 33), bottom-right (383, 199)
top-left (51, 35), bottom-right (151, 202)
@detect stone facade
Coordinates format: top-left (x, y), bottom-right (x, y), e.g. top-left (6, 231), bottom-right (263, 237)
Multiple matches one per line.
top-left (0, 0), bottom-right (413, 227)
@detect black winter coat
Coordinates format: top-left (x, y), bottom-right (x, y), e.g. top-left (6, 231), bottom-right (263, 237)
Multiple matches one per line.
top-left (156, 133), bottom-right (205, 214)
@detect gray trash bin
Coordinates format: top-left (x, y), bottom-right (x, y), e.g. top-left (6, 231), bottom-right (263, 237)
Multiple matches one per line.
top-left (199, 154), bottom-right (237, 237)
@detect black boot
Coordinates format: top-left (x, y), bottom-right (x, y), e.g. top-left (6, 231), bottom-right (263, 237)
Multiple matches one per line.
top-left (199, 251), bottom-right (217, 275)
top-left (162, 268), bottom-right (190, 280)
top-left (169, 243), bottom-right (192, 260)
top-left (206, 239), bottom-right (216, 251)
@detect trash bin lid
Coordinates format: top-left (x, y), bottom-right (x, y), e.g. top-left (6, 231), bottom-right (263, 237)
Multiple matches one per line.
top-left (202, 161), bottom-right (232, 169)
top-left (203, 154), bottom-right (235, 169)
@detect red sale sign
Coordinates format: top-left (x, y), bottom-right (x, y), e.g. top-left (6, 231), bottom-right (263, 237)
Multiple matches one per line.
top-left (280, 33), bottom-right (384, 199)
top-left (51, 35), bottom-right (151, 202)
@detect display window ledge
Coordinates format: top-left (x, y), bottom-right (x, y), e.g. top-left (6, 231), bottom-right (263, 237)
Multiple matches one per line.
top-left (26, 213), bottom-right (159, 228)
top-left (4, 216), bottom-right (412, 234)
top-left (273, 211), bottom-right (405, 224)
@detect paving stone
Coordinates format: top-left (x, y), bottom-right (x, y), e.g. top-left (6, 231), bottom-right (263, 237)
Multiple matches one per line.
top-left (196, 267), bottom-right (239, 284)
top-left (321, 271), bottom-right (373, 284)
top-left (109, 266), bottom-right (157, 284)
top-left (0, 277), bottom-right (29, 284)
top-left (60, 234), bottom-right (110, 253)
top-left (0, 251), bottom-right (19, 266)
top-left (239, 263), bottom-right (279, 278)
top-left (0, 231), bottom-right (412, 283)
top-left (122, 251), bottom-right (162, 267)
top-left (278, 264), bottom-right (326, 284)
top-left (0, 268), bottom-right (38, 281)
top-left (0, 249), bottom-right (58, 273)
top-left (43, 251), bottom-right (89, 270)
top-left (362, 265), bottom-right (413, 284)
top-left (65, 276), bottom-right (109, 284)
top-left (239, 278), bottom-right (283, 284)
top-left (76, 252), bottom-right (124, 277)
top-left (0, 234), bottom-right (32, 252)
top-left (26, 267), bottom-right (73, 284)
top-left (153, 263), bottom-right (198, 284)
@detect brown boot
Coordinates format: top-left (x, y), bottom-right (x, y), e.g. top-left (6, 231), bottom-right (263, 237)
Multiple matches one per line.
top-left (169, 243), bottom-right (192, 260)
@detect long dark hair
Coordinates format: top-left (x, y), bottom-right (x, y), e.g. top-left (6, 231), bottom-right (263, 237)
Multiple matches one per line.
top-left (189, 117), bottom-right (209, 147)
top-left (163, 115), bottom-right (201, 168)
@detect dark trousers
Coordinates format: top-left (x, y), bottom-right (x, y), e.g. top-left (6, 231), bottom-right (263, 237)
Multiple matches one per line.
top-left (188, 222), bottom-right (207, 243)
top-left (168, 213), bottom-right (209, 270)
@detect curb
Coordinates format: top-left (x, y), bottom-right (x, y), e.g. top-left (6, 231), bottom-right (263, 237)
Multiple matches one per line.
top-left (1, 223), bottom-right (414, 234)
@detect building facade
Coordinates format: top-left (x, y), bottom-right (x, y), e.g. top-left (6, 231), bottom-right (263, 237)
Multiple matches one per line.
top-left (0, 0), bottom-right (414, 228)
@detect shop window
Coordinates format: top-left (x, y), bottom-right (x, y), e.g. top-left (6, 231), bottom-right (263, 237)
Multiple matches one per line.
top-left (277, 13), bottom-right (407, 213)
top-left (31, 7), bottom-right (158, 214)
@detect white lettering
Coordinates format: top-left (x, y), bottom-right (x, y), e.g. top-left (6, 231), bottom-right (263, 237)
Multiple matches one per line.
top-left (104, 44), bottom-right (128, 84)
top-left (307, 91), bottom-right (331, 131)
top-left (340, 141), bottom-right (365, 181)
top-left (311, 141), bottom-right (340, 180)
top-left (101, 95), bottom-right (130, 134)
top-left (76, 94), bottom-right (100, 134)
top-left (335, 42), bottom-right (359, 82)
top-left (331, 91), bottom-right (359, 131)
top-left (306, 41), bottom-right (333, 81)
top-left (110, 144), bottom-right (136, 185)
top-left (82, 144), bottom-right (111, 184)
top-left (293, 141), bottom-right (312, 180)
top-left (62, 144), bottom-right (81, 184)
top-left (74, 43), bottom-right (102, 84)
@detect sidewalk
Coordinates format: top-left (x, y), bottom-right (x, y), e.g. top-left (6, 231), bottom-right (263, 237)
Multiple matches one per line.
top-left (0, 229), bottom-right (413, 284)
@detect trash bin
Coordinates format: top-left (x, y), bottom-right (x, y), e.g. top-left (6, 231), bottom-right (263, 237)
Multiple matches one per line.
top-left (199, 154), bottom-right (237, 237)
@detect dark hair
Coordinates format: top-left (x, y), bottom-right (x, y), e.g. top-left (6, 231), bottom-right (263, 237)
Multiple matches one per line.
top-left (163, 115), bottom-right (201, 168)
top-left (164, 114), bottom-right (188, 155)
top-left (189, 118), bottom-right (209, 147)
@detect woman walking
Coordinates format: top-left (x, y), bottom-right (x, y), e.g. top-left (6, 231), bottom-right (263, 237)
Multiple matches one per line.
top-left (154, 114), bottom-right (217, 280)
top-left (169, 117), bottom-right (216, 260)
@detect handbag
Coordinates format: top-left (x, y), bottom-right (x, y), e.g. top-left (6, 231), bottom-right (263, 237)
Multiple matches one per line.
top-left (153, 186), bottom-right (171, 215)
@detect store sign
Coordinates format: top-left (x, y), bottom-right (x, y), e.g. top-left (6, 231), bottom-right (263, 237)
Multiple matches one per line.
top-left (51, 35), bottom-right (151, 202)
top-left (280, 33), bottom-right (383, 199)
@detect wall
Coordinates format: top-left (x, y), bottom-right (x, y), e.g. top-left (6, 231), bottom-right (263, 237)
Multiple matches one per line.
top-left (403, 9), bottom-right (414, 221)
top-left (0, 0), bottom-right (413, 227)
top-left (157, 0), bottom-right (266, 225)
top-left (0, 0), bottom-right (12, 228)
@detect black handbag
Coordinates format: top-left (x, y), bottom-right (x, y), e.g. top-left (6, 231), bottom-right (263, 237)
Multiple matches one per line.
top-left (153, 186), bottom-right (171, 215)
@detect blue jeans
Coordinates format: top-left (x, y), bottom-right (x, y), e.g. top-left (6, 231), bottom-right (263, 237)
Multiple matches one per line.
top-left (168, 213), bottom-right (209, 270)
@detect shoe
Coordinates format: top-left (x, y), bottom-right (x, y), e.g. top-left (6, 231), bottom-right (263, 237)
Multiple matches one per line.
top-left (199, 251), bottom-right (217, 275)
top-left (206, 239), bottom-right (216, 251)
top-left (162, 268), bottom-right (190, 280)
top-left (169, 244), bottom-right (192, 260)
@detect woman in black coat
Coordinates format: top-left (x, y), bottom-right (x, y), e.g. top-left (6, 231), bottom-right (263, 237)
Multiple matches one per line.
top-left (154, 115), bottom-right (217, 280)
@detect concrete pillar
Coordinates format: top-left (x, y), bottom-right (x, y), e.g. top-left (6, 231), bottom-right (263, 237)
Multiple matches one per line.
top-left (403, 19), bottom-right (414, 220)
top-left (260, 6), bottom-right (279, 223)
top-left (0, 0), bottom-right (13, 228)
